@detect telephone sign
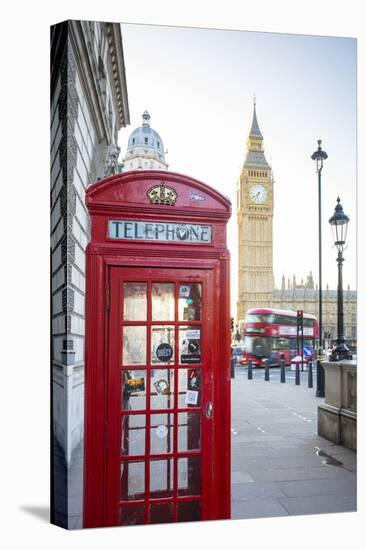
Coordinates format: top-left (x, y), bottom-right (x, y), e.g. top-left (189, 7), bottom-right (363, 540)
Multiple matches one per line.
top-left (108, 219), bottom-right (212, 243)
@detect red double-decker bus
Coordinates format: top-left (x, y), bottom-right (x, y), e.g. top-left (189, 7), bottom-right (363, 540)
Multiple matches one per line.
top-left (238, 308), bottom-right (318, 366)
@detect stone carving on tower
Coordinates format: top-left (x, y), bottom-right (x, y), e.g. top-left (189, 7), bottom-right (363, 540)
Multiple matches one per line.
top-left (121, 110), bottom-right (169, 171)
top-left (237, 101), bottom-right (274, 320)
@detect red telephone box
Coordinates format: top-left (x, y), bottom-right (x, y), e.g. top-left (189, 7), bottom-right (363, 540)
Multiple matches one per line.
top-left (84, 170), bottom-right (231, 528)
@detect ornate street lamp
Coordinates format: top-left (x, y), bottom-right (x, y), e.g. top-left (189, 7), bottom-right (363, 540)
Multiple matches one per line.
top-left (329, 197), bottom-right (352, 361)
top-left (311, 140), bottom-right (328, 355)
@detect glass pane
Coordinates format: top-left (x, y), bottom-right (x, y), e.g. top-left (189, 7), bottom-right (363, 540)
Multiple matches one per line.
top-left (150, 369), bottom-right (174, 409)
top-left (178, 369), bottom-right (202, 408)
top-left (150, 459), bottom-right (174, 498)
top-left (178, 456), bottom-right (201, 496)
top-left (151, 326), bottom-right (175, 365)
top-left (122, 370), bottom-right (146, 410)
top-left (179, 326), bottom-right (202, 364)
top-left (150, 413), bottom-right (174, 454)
top-left (120, 504), bottom-right (145, 526)
top-left (120, 461), bottom-right (145, 501)
top-left (150, 502), bottom-right (174, 524)
top-left (121, 415), bottom-right (146, 456)
top-left (177, 501), bottom-right (201, 522)
top-left (123, 326), bottom-right (146, 366)
top-left (178, 412), bottom-right (201, 452)
top-left (123, 282), bottom-right (147, 321)
top-left (152, 283), bottom-right (175, 321)
top-left (178, 283), bottom-right (202, 321)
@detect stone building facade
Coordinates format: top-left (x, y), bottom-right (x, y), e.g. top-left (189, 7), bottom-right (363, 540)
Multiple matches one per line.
top-left (50, 20), bottom-right (129, 528)
top-left (237, 102), bottom-right (274, 320)
top-left (273, 273), bottom-right (357, 346)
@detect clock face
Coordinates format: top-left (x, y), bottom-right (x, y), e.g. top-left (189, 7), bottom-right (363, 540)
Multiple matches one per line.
top-left (250, 184), bottom-right (267, 204)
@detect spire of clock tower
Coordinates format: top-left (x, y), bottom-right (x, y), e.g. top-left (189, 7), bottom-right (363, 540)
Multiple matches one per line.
top-left (249, 97), bottom-right (263, 139)
top-left (244, 101), bottom-right (270, 169)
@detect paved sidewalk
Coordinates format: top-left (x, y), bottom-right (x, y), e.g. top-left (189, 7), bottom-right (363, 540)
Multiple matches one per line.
top-left (231, 366), bottom-right (357, 520)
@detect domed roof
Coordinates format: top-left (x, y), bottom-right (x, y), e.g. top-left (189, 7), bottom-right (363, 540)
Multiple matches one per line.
top-left (126, 111), bottom-right (166, 159)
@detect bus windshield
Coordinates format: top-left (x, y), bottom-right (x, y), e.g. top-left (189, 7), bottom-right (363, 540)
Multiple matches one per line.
top-left (246, 313), bottom-right (274, 323)
top-left (244, 336), bottom-right (270, 357)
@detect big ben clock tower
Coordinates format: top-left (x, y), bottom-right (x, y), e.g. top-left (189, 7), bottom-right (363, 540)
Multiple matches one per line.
top-left (237, 101), bottom-right (274, 320)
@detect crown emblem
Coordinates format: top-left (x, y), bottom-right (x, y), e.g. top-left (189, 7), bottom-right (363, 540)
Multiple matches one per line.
top-left (147, 182), bottom-right (178, 206)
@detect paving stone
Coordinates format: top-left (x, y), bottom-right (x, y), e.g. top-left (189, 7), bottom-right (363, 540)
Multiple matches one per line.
top-left (231, 471), bottom-right (255, 483)
top-left (231, 481), bottom-right (287, 502)
top-left (231, 499), bottom-right (289, 519)
top-left (268, 442), bottom-right (299, 449)
top-left (276, 477), bottom-right (357, 498)
top-left (278, 494), bottom-right (357, 515)
top-left (232, 441), bottom-right (273, 451)
top-left (233, 446), bottom-right (311, 459)
top-left (238, 455), bottom-right (324, 470)
top-left (247, 466), bottom-right (354, 482)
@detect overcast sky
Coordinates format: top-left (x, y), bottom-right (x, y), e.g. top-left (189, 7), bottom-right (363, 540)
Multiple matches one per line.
top-left (118, 23), bottom-right (357, 312)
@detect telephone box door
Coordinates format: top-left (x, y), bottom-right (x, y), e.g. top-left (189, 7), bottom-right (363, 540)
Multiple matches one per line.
top-left (106, 266), bottom-right (214, 526)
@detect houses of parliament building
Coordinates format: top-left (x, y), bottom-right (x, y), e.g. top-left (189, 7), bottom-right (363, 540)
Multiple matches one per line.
top-left (236, 102), bottom-right (357, 345)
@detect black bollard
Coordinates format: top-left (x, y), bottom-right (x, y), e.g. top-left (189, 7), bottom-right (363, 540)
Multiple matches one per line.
top-left (264, 359), bottom-right (270, 381)
top-left (295, 362), bottom-right (300, 385)
top-left (248, 359), bottom-right (253, 380)
top-left (231, 356), bottom-right (235, 379)
top-left (316, 359), bottom-right (325, 397)
top-left (280, 355), bottom-right (286, 383)
top-left (308, 360), bottom-right (313, 388)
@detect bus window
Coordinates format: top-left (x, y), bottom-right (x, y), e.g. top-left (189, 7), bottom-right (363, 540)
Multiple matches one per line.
top-left (271, 338), bottom-right (290, 350)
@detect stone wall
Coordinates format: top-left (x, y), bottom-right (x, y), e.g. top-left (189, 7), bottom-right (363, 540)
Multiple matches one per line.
top-left (318, 360), bottom-right (357, 451)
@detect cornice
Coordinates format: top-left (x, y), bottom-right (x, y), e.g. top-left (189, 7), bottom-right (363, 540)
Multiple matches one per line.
top-left (69, 21), bottom-right (107, 142)
top-left (104, 23), bottom-right (130, 129)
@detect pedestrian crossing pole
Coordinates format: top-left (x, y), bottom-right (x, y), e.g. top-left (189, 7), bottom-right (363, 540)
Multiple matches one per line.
top-left (280, 354), bottom-right (286, 383)
top-left (297, 309), bottom-right (304, 371)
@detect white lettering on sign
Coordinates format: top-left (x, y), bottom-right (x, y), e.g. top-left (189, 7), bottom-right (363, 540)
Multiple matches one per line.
top-left (108, 220), bottom-right (212, 244)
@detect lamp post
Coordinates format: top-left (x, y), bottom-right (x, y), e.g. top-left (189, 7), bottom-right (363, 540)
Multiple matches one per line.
top-left (329, 197), bottom-right (352, 361)
top-left (311, 140), bottom-right (328, 355)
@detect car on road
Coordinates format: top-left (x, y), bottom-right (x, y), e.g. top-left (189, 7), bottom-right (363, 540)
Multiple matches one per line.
top-left (232, 345), bottom-right (246, 364)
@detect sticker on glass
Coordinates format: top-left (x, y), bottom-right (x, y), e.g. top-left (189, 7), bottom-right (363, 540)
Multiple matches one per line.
top-left (179, 285), bottom-right (191, 298)
top-left (181, 337), bottom-right (201, 364)
top-left (187, 369), bottom-right (200, 390)
top-left (124, 374), bottom-right (146, 393)
top-left (155, 343), bottom-right (174, 362)
top-left (186, 329), bottom-right (200, 339)
top-left (156, 424), bottom-right (169, 439)
top-left (185, 390), bottom-right (199, 406)
top-left (153, 379), bottom-right (170, 395)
